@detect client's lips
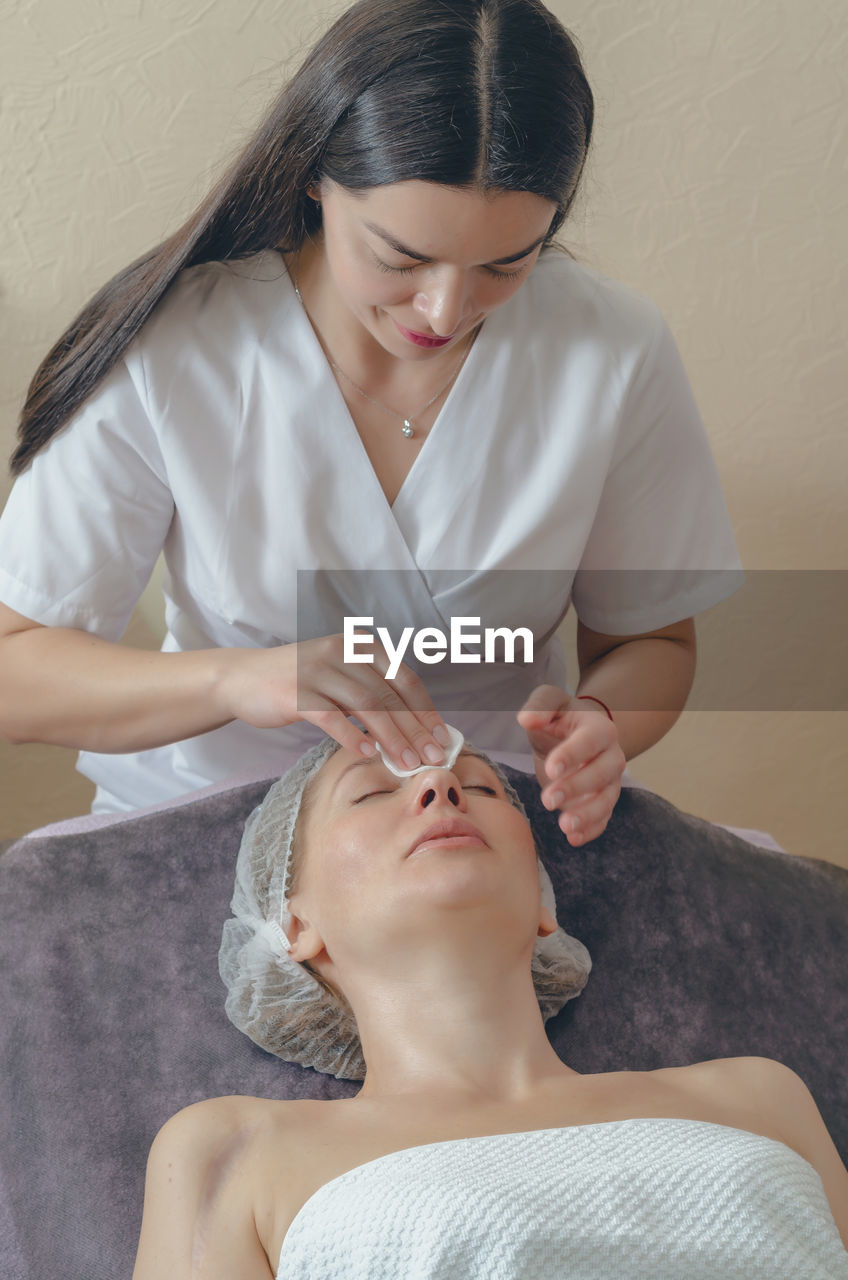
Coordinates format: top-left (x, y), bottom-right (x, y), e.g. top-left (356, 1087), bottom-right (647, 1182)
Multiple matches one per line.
top-left (406, 818), bottom-right (487, 858)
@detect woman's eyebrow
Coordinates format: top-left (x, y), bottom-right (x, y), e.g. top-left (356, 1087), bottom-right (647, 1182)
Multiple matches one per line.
top-left (363, 220), bottom-right (547, 266)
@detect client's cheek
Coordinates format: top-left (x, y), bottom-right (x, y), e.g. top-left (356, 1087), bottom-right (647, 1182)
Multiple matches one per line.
top-left (495, 804), bottom-right (533, 842)
top-left (319, 825), bottom-right (384, 895)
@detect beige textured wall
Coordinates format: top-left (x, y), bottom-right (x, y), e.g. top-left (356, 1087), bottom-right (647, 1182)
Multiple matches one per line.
top-left (2, 1), bottom-right (846, 861)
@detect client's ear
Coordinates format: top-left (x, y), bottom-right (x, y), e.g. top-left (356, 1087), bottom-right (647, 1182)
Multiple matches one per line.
top-left (286, 905), bottom-right (326, 963)
top-left (537, 904), bottom-right (557, 939)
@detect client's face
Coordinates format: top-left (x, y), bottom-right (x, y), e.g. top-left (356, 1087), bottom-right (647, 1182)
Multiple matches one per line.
top-left (286, 748), bottom-right (548, 970)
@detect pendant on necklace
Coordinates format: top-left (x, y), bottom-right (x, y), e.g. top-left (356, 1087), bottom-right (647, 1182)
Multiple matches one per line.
top-left (402, 419), bottom-right (415, 439)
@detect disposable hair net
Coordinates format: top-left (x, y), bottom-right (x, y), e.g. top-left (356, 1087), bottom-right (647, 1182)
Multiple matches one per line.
top-left (219, 735), bottom-right (592, 1080)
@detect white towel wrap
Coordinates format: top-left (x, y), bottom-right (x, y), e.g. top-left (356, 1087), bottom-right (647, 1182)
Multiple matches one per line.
top-left (277, 1116), bottom-right (848, 1278)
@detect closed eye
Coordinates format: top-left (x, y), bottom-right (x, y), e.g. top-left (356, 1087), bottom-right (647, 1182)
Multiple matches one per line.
top-left (464, 784), bottom-right (498, 795)
top-left (352, 789), bottom-right (396, 804)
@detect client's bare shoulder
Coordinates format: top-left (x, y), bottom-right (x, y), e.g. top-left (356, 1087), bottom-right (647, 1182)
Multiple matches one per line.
top-left (661, 1054), bottom-right (821, 1147)
top-left (132, 1094), bottom-right (318, 1280)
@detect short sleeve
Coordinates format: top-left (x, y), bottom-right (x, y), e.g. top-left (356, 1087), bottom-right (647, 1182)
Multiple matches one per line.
top-left (0, 356), bottom-right (174, 640)
top-left (571, 306), bottom-right (744, 635)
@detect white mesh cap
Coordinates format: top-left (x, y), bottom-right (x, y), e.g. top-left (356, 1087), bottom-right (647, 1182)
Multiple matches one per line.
top-left (219, 735), bottom-right (592, 1080)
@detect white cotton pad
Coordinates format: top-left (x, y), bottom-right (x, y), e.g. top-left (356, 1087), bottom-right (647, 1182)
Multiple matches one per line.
top-left (376, 724), bottom-right (464, 777)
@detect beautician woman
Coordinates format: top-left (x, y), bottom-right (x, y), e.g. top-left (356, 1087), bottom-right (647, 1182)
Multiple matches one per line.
top-left (0, 0), bottom-right (742, 830)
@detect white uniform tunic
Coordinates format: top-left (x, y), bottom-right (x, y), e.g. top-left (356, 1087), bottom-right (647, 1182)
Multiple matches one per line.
top-left (0, 250), bottom-right (743, 812)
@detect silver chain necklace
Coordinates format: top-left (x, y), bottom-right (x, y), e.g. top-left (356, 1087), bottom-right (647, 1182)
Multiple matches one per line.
top-left (293, 274), bottom-right (471, 439)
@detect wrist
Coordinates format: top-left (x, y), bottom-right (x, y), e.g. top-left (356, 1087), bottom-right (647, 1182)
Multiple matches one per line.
top-left (206, 645), bottom-right (245, 721)
top-left (575, 693), bottom-right (614, 723)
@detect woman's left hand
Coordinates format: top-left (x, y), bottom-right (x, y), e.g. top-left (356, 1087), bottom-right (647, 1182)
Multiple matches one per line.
top-left (516, 684), bottom-right (626, 846)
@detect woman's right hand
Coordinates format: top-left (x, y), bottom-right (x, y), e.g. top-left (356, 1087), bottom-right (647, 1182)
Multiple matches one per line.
top-left (215, 634), bottom-right (452, 771)
top-left (0, 607), bottom-right (450, 764)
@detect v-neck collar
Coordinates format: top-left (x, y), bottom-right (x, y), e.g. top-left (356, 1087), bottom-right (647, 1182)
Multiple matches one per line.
top-left (282, 260), bottom-right (491, 516)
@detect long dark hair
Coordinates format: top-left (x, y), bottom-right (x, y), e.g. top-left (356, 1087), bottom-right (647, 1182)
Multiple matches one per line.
top-left (11, 0), bottom-right (593, 475)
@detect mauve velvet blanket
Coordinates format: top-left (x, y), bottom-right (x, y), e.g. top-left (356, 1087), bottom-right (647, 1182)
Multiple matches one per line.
top-left (0, 770), bottom-right (846, 1279)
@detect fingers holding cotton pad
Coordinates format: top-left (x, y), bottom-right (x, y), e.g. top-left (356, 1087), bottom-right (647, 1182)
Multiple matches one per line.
top-left (377, 725), bottom-right (465, 777)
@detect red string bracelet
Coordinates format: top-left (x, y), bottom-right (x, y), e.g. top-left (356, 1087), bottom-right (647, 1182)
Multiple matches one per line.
top-left (576, 694), bottom-right (614, 722)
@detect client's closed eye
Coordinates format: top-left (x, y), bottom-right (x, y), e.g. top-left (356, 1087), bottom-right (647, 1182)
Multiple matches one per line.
top-left (465, 785), bottom-right (498, 795)
top-left (352, 789), bottom-right (396, 804)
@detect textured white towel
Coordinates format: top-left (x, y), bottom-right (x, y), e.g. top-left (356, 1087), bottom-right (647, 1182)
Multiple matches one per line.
top-left (276, 1117), bottom-right (848, 1278)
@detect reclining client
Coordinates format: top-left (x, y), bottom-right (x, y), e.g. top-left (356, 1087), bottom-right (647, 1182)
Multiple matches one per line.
top-left (132, 733), bottom-right (848, 1277)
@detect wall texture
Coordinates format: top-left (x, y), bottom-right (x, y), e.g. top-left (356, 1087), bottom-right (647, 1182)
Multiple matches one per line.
top-left (2, 0), bottom-right (846, 861)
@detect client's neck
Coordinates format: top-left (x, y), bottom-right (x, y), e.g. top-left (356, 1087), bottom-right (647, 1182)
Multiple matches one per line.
top-left (343, 938), bottom-right (577, 1105)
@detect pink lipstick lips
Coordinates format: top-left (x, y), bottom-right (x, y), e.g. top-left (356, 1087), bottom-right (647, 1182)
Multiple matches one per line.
top-left (392, 319), bottom-right (454, 349)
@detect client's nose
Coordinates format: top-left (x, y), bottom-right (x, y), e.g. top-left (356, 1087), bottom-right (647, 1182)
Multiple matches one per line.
top-left (414, 769), bottom-right (465, 811)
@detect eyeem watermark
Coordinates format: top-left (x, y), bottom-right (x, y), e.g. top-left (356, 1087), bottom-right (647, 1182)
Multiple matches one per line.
top-left (344, 616), bottom-right (535, 680)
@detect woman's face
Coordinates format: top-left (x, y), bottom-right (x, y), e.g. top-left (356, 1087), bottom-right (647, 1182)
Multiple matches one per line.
top-left (311, 179), bottom-right (558, 359)
top-left (287, 747), bottom-right (552, 967)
